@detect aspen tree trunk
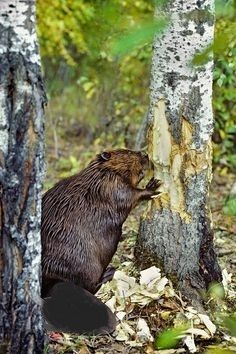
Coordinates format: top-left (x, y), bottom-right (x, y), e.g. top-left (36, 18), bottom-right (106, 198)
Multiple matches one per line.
top-left (0, 1), bottom-right (46, 352)
top-left (136, 0), bottom-right (222, 303)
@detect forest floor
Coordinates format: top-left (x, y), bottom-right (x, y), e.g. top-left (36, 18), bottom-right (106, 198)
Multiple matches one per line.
top-left (45, 136), bottom-right (236, 354)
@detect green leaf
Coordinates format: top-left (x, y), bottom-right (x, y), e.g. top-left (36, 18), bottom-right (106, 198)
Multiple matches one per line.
top-left (111, 19), bottom-right (168, 57)
top-left (155, 327), bottom-right (185, 350)
top-left (208, 282), bottom-right (225, 300)
top-left (223, 197), bottom-right (236, 216)
top-left (227, 155), bottom-right (236, 168)
top-left (223, 315), bottom-right (236, 336)
top-left (206, 348), bottom-right (236, 354)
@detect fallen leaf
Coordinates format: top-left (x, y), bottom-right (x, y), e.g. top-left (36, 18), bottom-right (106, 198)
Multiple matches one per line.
top-left (198, 314), bottom-right (216, 336)
top-left (136, 318), bottom-right (154, 342)
top-left (140, 266), bottom-right (161, 286)
top-left (184, 335), bottom-right (197, 353)
top-left (161, 311), bottom-right (171, 320)
top-left (222, 268), bottom-right (232, 293)
top-left (115, 324), bottom-right (130, 342)
top-left (156, 277), bottom-right (169, 291)
top-left (105, 295), bottom-right (116, 312)
top-left (126, 341), bottom-right (143, 347)
top-left (113, 271), bottom-right (137, 297)
top-left (115, 321), bottom-right (136, 341)
top-left (186, 328), bottom-right (211, 339)
top-left (116, 311), bottom-right (126, 321)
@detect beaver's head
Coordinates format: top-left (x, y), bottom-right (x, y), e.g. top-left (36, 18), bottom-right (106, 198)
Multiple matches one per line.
top-left (95, 149), bottom-right (151, 187)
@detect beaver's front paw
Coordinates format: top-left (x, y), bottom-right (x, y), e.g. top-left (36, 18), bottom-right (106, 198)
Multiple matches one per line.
top-left (146, 177), bottom-right (162, 192)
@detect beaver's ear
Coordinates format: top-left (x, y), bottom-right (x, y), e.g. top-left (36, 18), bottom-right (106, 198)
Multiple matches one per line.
top-left (101, 152), bottom-right (111, 161)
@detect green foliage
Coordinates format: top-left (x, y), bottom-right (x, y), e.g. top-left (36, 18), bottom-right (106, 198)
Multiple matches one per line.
top-left (38, 0), bottom-right (157, 144)
top-left (223, 197), bottom-right (236, 216)
top-left (37, 0), bottom-right (236, 171)
top-left (154, 327), bottom-right (186, 350)
top-left (208, 282), bottom-right (225, 300)
top-left (222, 314), bottom-right (236, 336)
top-left (205, 314), bottom-right (236, 353)
top-left (111, 18), bottom-right (168, 57)
top-left (206, 349), bottom-right (236, 354)
top-left (213, 2), bottom-right (236, 171)
top-left (192, 1), bottom-right (236, 171)
top-left (37, 0), bottom-right (95, 65)
top-left (37, 0), bottom-right (155, 64)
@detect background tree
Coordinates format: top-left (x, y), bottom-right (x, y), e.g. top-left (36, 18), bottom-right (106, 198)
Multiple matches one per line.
top-left (136, 0), bottom-right (222, 304)
top-left (0, 1), bottom-right (46, 352)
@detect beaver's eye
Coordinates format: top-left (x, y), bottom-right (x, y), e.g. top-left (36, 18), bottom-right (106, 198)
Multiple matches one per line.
top-left (101, 152), bottom-right (111, 161)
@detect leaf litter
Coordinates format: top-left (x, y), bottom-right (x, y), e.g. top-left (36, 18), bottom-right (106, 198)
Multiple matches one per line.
top-left (48, 254), bottom-right (236, 354)
top-left (95, 266), bottom-right (233, 353)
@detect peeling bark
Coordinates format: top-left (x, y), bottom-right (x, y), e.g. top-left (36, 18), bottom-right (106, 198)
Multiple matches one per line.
top-left (136, 0), bottom-right (222, 303)
top-left (0, 1), bottom-right (46, 352)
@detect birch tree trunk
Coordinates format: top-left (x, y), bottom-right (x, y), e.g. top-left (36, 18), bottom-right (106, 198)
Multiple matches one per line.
top-left (0, 1), bottom-right (46, 352)
top-left (136, 0), bottom-right (222, 304)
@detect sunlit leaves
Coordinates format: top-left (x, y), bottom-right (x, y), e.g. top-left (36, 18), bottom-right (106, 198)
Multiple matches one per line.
top-left (37, 0), bottom-right (95, 65)
top-left (37, 0), bottom-right (156, 63)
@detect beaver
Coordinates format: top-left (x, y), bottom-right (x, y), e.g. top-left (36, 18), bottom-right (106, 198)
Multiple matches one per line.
top-left (41, 149), bottom-right (161, 334)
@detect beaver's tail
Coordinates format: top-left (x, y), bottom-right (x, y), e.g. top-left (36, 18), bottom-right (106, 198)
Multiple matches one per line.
top-left (43, 282), bottom-right (117, 335)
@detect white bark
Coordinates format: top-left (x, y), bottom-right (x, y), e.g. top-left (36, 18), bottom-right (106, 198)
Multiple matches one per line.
top-left (0, 1), bottom-right (41, 63)
top-left (0, 1), bottom-right (46, 352)
top-left (136, 0), bottom-right (221, 302)
top-left (151, 1), bottom-right (214, 149)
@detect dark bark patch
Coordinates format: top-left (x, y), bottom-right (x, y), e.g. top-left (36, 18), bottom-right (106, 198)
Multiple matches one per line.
top-left (199, 215), bottom-right (222, 287)
top-left (180, 30), bottom-right (193, 36)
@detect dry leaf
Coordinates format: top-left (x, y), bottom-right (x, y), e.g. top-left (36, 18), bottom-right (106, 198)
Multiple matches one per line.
top-left (115, 321), bottom-right (136, 341)
top-left (105, 295), bottom-right (116, 312)
top-left (113, 271), bottom-right (137, 297)
top-left (198, 314), bottom-right (216, 336)
top-left (222, 268), bottom-right (232, 292)
top-left (116, 311), bottom-right (126, 321)
top-left (184, 335), bottom-right (197, 353)
top-left (136, 318), bottom-right (154, 342)
top-left (140, 266), bottom-right (161, 286)
top-left (156, 277), bottom-right (169, 291)
top-left (126, 341), bottom-right (143, 347)
top-left (160, 311), bottom-right (171, 320)
top-left (115, 324), bottom-right (130, 341)
top-left (186, 328), bottom-right (211, 339)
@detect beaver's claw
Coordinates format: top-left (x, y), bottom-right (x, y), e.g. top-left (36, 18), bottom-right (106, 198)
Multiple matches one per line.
top-left (146, 177), bottom-right (162, 192)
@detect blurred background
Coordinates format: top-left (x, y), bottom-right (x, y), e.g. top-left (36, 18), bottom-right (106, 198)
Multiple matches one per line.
top-left (36, 0), bottom-right (236, 193)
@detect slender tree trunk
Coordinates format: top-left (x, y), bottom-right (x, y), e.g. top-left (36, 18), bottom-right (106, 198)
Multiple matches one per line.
top-left (136, 0), bottom-right (222, 304)
top-left (0, 1), bottom-right (46, 352)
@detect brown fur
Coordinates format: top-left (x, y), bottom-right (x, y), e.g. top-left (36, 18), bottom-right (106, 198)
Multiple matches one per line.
top-left (41, 149), bottom-right (161, 296)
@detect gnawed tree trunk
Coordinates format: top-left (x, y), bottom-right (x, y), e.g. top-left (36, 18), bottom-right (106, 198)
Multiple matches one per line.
top-left (0, 1), bottom-right (46, 352)
top-left (136, 0), bottom-right (222, 304)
